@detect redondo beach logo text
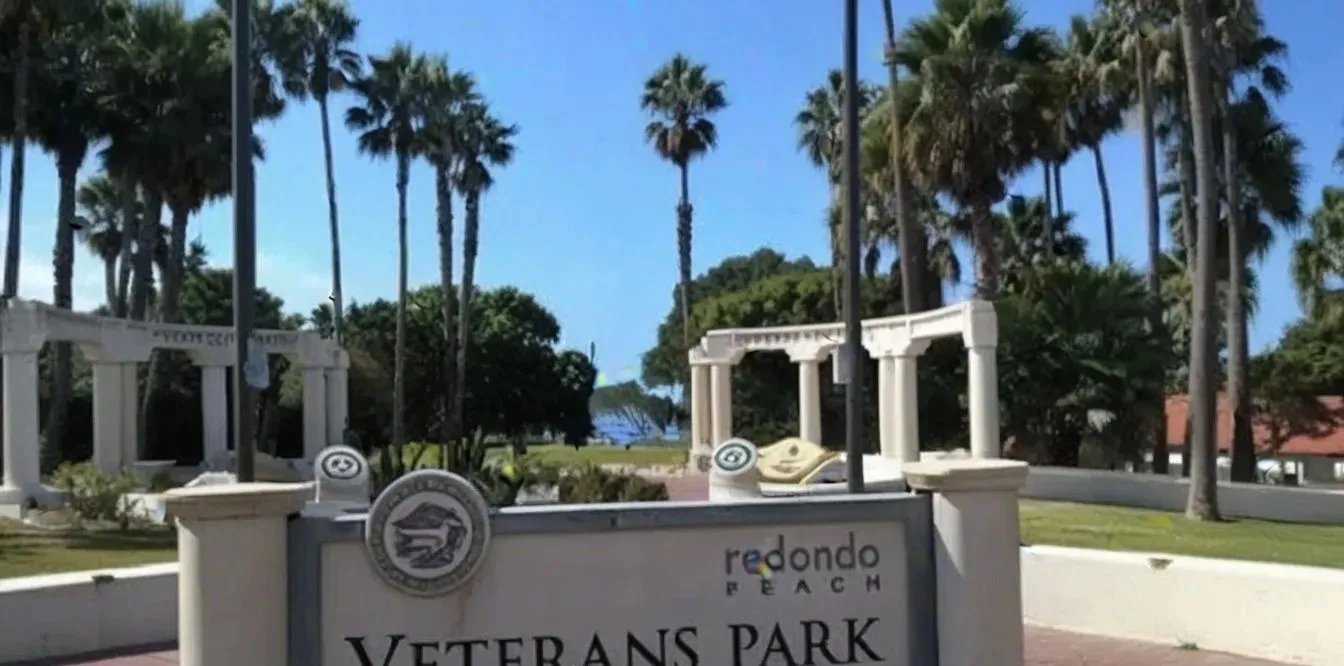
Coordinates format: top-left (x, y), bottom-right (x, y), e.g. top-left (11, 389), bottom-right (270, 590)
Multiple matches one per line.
top-left (723, 531), bottom-right (882, 597)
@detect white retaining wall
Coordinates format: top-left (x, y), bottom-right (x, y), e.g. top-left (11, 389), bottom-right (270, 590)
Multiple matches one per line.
top-left (0, 562), bottom-right (177, 662)
top-left (1022, 545), bottom-right (1344, 665)
top-left (1024, 466), bottom-right (1344, 524)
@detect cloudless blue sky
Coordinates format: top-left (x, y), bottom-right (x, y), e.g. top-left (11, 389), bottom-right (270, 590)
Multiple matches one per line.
top-left (8, 0), bottom-right (1344, 385)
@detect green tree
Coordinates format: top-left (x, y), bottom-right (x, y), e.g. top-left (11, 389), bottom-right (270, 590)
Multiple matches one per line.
top-left (345, 43), bottom-right (431, 450)
top-left (282, 0), bottom-right (362, 345)
top-left (895, 0), bottom-right (1057, 297)
top-left (880, 0), bottom-right (924, 314)
top-left (1177, 0), bottom-right (1221, 520)
top-left (418, 56), bottom-right (478, 447)
top-left (640, 53), bottom-right (728, 349)
top-left (450, 101), bottom-right (517, 453)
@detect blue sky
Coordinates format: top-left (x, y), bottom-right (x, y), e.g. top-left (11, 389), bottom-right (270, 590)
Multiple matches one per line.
top-left (8, 0), bottom-right (1344, 385)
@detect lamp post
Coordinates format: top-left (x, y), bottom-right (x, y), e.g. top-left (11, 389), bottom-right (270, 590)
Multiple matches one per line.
top-left (232, 0), bottom-right (257, 482)
top-left (842, 0), bottom-right (865, 493)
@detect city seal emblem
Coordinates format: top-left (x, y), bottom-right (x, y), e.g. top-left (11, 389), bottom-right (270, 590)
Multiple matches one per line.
top-left (364, 470), bottom-right (491, 597)
top-left (713, 438), bottom-right (758, 476)
top-left (316, 445), bottom-right (365, 482)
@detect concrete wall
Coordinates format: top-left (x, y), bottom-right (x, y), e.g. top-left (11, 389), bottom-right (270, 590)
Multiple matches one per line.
top-left (0, 563), bottom-right (177, 663)
top-left (1022, 545), bottom-right (1344, 665)
top-left (1023, 466), bottom-right (1344, 524)
top-left (7, 544), bottom-right (1344, 664)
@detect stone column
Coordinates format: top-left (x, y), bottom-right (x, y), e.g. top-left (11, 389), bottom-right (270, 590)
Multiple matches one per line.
top-left (199, 366), bottom-right (229, 464)
top-left (2, 350), bottom-right (41, 498)
top-left (164, 483), bottom-right (309, 666)
top-left (877, 355), bottom-right (895, 455)
top-left (891, 340), bottom-right (929, 465)
top-left (903, 459), bottom-right (1030, 666)
top-left (963, 302), bottom-right (1001, 459)
top-left (83, 335), bottom-right (152, 476)
top-left (91, 362), bottom-right (125, 476)
top-left (686, 349), bottom-right (713, 472)
top-left (797, 360), bottom-right (821, 443)
top-left (324, 350), bottom-right (349, 447)
top-left (190, 350), bottom-right (234, 466)
top-left (787, 345), bottom-right (829, 444)
top-left (709, 363), bottom-right (734, 446)
top-left (301, 366), bottom-right (327, 461)
top-left (120, 363), bottom-right (140, 464)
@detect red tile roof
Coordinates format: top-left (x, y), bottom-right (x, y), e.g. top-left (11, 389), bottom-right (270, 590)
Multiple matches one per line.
top-left (1166, 395), bottom-right (1344, 457)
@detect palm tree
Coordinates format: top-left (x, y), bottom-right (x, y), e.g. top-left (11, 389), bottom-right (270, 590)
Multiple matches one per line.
top-left (1208, 0), bottom-right (1290, 483)
top-left (418, 57), bottom-right (479, 447)
top-left (1293, 186), bottom-right (1344, 317)
top-left (880, 0), bottom-right (922, 314)
top-left (30, 0), bottom-right (131, 462)
top-left (1100, 0), bottom-right (1175, 473)
top-left (283, 0), bottom-right (361, 346)
top-left (896, 0), bottom-right (1057, 298)
top-left (1, 0), bottom-right (34, 301)
top-left (640, 53), bottom-right (727, 348)
top-left (796, 71), bottom-right (879, 316)
top-left (345, 43), bottom-right (431, 450)
top-left (75, 174), bottom-right (130, 309)
top-left (994, 195), bottom-right (1088, 293)
top-left (1061, 15), bottom-right (1125, 263)
top-left (1177, 0), bottom-right (1221, 521)
top-left (451, 101), bottom-right (517, 450)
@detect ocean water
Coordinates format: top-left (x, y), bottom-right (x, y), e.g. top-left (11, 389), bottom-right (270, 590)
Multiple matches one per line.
top-left (591, 414), bottom-right (682, 445)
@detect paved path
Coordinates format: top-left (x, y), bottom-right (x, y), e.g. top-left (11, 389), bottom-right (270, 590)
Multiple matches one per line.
top-left (14, 475), bottom-right (1292, 666)
top-left (15, 629), bottom-right (1291, 665)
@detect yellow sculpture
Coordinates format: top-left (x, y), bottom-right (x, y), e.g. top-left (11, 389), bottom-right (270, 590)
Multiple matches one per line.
top-left (755, 437), bottom-right (839, 484)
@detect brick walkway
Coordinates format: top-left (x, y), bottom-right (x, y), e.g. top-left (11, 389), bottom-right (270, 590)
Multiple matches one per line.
top-left (14, 629), bottom-right (1290, 665)
top-left (12, 476), bottom-right (1291, 666)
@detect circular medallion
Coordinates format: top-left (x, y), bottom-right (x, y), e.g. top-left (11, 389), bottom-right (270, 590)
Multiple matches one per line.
top-left (364, 470), bottom-right (492, 597)
top-left (316, 445), bottom-right (365, 482)
top-left (713, 438), bottom-right (758, 476)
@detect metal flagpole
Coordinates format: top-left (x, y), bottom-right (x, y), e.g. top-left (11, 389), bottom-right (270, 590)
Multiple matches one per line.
top-left (842, 0), bottom-right (865, 493)
top-left (232, 0), bottom-right (257, 482)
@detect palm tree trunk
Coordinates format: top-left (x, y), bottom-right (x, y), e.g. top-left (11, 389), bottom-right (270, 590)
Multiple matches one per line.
top-left (1052, 161), bottom-right (1064, 219)
top-left (114, 172), bottom-right (137, 317)
top-left (139, 203), bottom-right (191, 458)
top-left (1179, 0), bottom-right (1222, 521)
top-left (393, 152), bottom-right (410, 449)
top-left (1041, 161), bottom-right (1055, 260)
top-left (882, 0), bottom-right (922, 314)
top-left (103, 259), bottom-right (117, 311)
top-left (318, 95), bottom-right (345, 346)
top-left (1137, 40), bottom-right (1167, 475)
top-left (434, 162), bottom-right (458, 453)
top-left (1091, 145), bottom-right (1115, 264)
top-left (971, 203), bottom-right (999, 299)
top-left (1178, 101), bottom-right (1198, 265)
top-left (128, 188), bottom-right (163, 321)
top-left (1219, 88), bottom-right (1254, 483)
top-left (2, 7), bottom-right (30, 300)
top-left (453, 189), bottom-right (481, 452)
top-left (676, 163), bottom-right (693, 346)
top-left (1042, 161), bottom-right (1053, 218)
top-left (45, 159), bottom-right (79, 469)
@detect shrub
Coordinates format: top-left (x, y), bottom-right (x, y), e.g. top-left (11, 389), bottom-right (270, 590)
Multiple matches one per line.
top-left (559, 464), bottom-right (669, 504)
top-left (50, 462), bottom-right (140, 529)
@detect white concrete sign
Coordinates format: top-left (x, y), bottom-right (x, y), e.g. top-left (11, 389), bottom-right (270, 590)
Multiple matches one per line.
top-left (327, 519), bottom-right (907, 666)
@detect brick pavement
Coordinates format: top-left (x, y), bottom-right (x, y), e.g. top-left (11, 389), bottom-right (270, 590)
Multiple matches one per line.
top-left (12, 475), bottom-right (1292, 666)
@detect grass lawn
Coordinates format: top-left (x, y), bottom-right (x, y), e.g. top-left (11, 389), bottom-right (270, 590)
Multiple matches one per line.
top-left (0, 519), bottom-right (176, 580)
top-left (1021, 499), bottom-right (1344, 569)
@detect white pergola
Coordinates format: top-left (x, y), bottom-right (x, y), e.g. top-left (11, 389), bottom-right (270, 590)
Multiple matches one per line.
top-left (686, 300), bottom-right (999, 469)
top-left (0, 300), bottom-right (348, 508)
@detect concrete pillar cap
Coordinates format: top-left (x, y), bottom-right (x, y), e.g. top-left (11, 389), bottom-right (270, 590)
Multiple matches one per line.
top-left (902, 459), bottom-right (1028, 492)
top-left (163, 482), bottom-right (312, 521)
